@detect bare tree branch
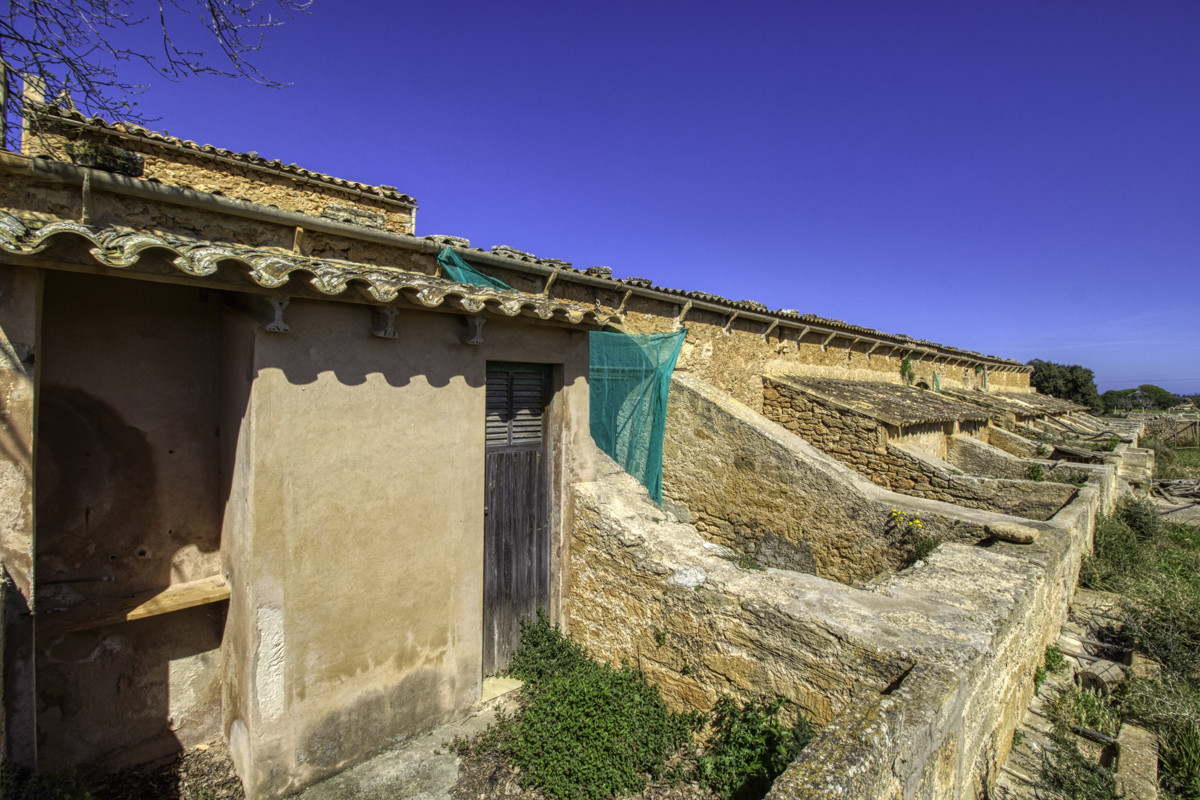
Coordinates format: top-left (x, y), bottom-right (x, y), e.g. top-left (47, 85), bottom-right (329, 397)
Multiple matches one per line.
top-left (0, 0), bottom-right (310, 146)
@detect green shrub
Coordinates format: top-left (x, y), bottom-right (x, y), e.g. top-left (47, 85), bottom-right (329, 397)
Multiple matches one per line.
top-left (1027, 463), bottom-right (1045, 482)
top-left (1045, 645), bottom-right (1067, 674)
top-left (1050, 467), bottom-right (1091, 487)
top-left (505, 609), bottom-right (590, 683)
top-left (1115, 496), bottom-right (1161, 541)
top-left (1049, 684), bottom-right (1120, 738)
top-left (1036, 730), bottom-right (1119, 800)
top-left (495, 611), bottom-right (699, 800)
top-left (1079, 513), bottom-right (1141, 591)
top-left (698, 696), bottom-right (813, 800)
top-left (1121, 676), bottom-right (1200, 797)
top-left (509, 658), bottom-right (696, 799)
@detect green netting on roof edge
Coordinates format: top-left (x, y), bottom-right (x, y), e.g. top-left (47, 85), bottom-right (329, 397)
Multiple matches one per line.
top-left (589, 330), bottom-right (686, 505)
top-left (437, 246), bottom-right (513, 291)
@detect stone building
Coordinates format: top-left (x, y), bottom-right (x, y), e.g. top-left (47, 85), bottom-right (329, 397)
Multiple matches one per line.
top-left (0, 98), bottom-right (1150, 799)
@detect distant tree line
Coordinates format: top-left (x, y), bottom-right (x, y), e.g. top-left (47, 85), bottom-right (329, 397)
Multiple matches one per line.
top-left (1027, 359), bottom-right (1196, 414)
top-left (1100, 385), bottom-right (1195, 413)
top-left (1027, 359), bottom-right (1102, 412)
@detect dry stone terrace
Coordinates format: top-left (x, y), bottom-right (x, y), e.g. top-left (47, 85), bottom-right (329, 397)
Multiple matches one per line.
top-left (0, 97), bottom-right (1159, 800)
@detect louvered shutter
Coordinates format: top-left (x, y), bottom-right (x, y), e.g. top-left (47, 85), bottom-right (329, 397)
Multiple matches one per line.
top-left (486, 366), bottom-right (547, 449)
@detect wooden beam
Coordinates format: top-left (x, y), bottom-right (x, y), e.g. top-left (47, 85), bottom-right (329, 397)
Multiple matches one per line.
top-left (36, 575), bottom-right (230, 638)
top-left (541, 265), bottom-right (562, 296)
top-left (820, 331), bottom-right (837, 351)
top-left (673, 299), bottom-right (693, 330)
top-left (722, 310), bottom-right (740, 335)
top-left (761, 319), bottom-right (779, 342)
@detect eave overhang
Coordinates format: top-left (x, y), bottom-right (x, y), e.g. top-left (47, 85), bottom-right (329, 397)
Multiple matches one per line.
top-left (0, 211), bottom-right (619, 327)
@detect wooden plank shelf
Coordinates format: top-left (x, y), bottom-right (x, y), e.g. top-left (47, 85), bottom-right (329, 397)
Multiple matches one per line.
top-left (36, 574), bottom-right (230, 638)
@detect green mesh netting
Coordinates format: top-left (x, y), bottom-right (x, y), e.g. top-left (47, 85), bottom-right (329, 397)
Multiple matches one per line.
top-left (437, 246), bottom-right (513, 291)
top-left (589, 330), bottom-right (686, 504)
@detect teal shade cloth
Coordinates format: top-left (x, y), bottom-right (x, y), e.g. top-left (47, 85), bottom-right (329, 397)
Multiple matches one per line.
top-left (437, 246), bottom-right (513, 291)
top-left (588, 330), bottom-right (686, 504)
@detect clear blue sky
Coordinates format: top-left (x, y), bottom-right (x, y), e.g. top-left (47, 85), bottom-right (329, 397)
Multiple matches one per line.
top-left (99, 1), bottom-right (1200, 394)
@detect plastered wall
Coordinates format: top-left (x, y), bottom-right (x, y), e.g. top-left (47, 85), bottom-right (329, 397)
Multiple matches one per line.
top-left (34, 272), bottom-right (226, 770)
top-left (221, 301), bottom-right (592, 799)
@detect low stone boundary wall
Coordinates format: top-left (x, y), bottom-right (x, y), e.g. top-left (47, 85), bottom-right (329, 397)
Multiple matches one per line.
top-left (769, 492), bottom-right (1095, 798)
top-left (568, 458), bottom-right (912, 724)
top-left (947, 434), bottom-right (1117, 513)
top-left (760, 374), bottom-right (1080, 520)
top-left (570, 446), bottom-right (1099, 799)
top-left (663, 373), bottom-right (1047, 584)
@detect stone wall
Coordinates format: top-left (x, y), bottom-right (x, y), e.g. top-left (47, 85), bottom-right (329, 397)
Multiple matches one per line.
top-left (570, 456), bottom-right (915, 725)
top-left (612, 305), bottom-right (1012, 410)
top-left (25, 117), bottom-right (416, 235)
top-left (984, 426), bottom-right (1039, 459)
top-left (571, 444), bottom-right (1100, 799)
top-left (662, 374), bottom-right (1062, 585)
top-left (761, 376), bottom-right (1076, 520)
top-left (772, 491), bottom-right (1094, 798)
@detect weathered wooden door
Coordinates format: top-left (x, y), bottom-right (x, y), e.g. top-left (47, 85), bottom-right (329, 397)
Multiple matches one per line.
top-left (483, 363), bottom-right (551, 675)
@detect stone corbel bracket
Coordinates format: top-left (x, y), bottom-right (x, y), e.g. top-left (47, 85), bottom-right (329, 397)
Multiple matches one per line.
top-left (0, 212), bottom-right (620, 329)
top-left (265, 295), bottom-right (289, 333)
top-left (462, 316), bottom-right (485, 346)
top-left (371, 306), bottom-right (399, 339)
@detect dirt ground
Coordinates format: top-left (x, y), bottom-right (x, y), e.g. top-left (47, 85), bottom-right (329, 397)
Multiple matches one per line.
top-left (89, 740), bottom-right (245, 800)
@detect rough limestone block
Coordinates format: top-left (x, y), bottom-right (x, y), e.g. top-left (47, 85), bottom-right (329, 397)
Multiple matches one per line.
top-left (985, 521), bottom-right (1039, 544)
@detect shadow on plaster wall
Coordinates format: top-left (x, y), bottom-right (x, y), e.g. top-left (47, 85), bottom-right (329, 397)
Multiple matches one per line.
top-left (29, 271), bottom-right (230, 791)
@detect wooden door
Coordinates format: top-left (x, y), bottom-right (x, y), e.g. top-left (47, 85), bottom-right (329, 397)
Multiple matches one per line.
top-left (483, 363), bottom-right (551, 675)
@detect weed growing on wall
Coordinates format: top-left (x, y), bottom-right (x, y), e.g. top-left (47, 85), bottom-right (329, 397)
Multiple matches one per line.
top-left (1027, 463), bottom-right (1045, 482)
top-left (900, 357), bottom-right (916, 385)
top-left (1044, 645), bottom-right (1067, 675)
top-left (1046, 467), bottom-right (1091, 487)
top-left (720, 552), bottom-right (767, 571)
top-left (697, 696), bottom-right (813, 800)
top-left (888, 509), bottom-right (939, 566)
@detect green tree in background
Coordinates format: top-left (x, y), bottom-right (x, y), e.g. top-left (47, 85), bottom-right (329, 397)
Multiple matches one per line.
top-left (1136, 384), bottom-right (1180, 410)
top-left (1028, 359), bottom-right (1102, 412)
top-left (1101, 388), bottom-right (1137, 413)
